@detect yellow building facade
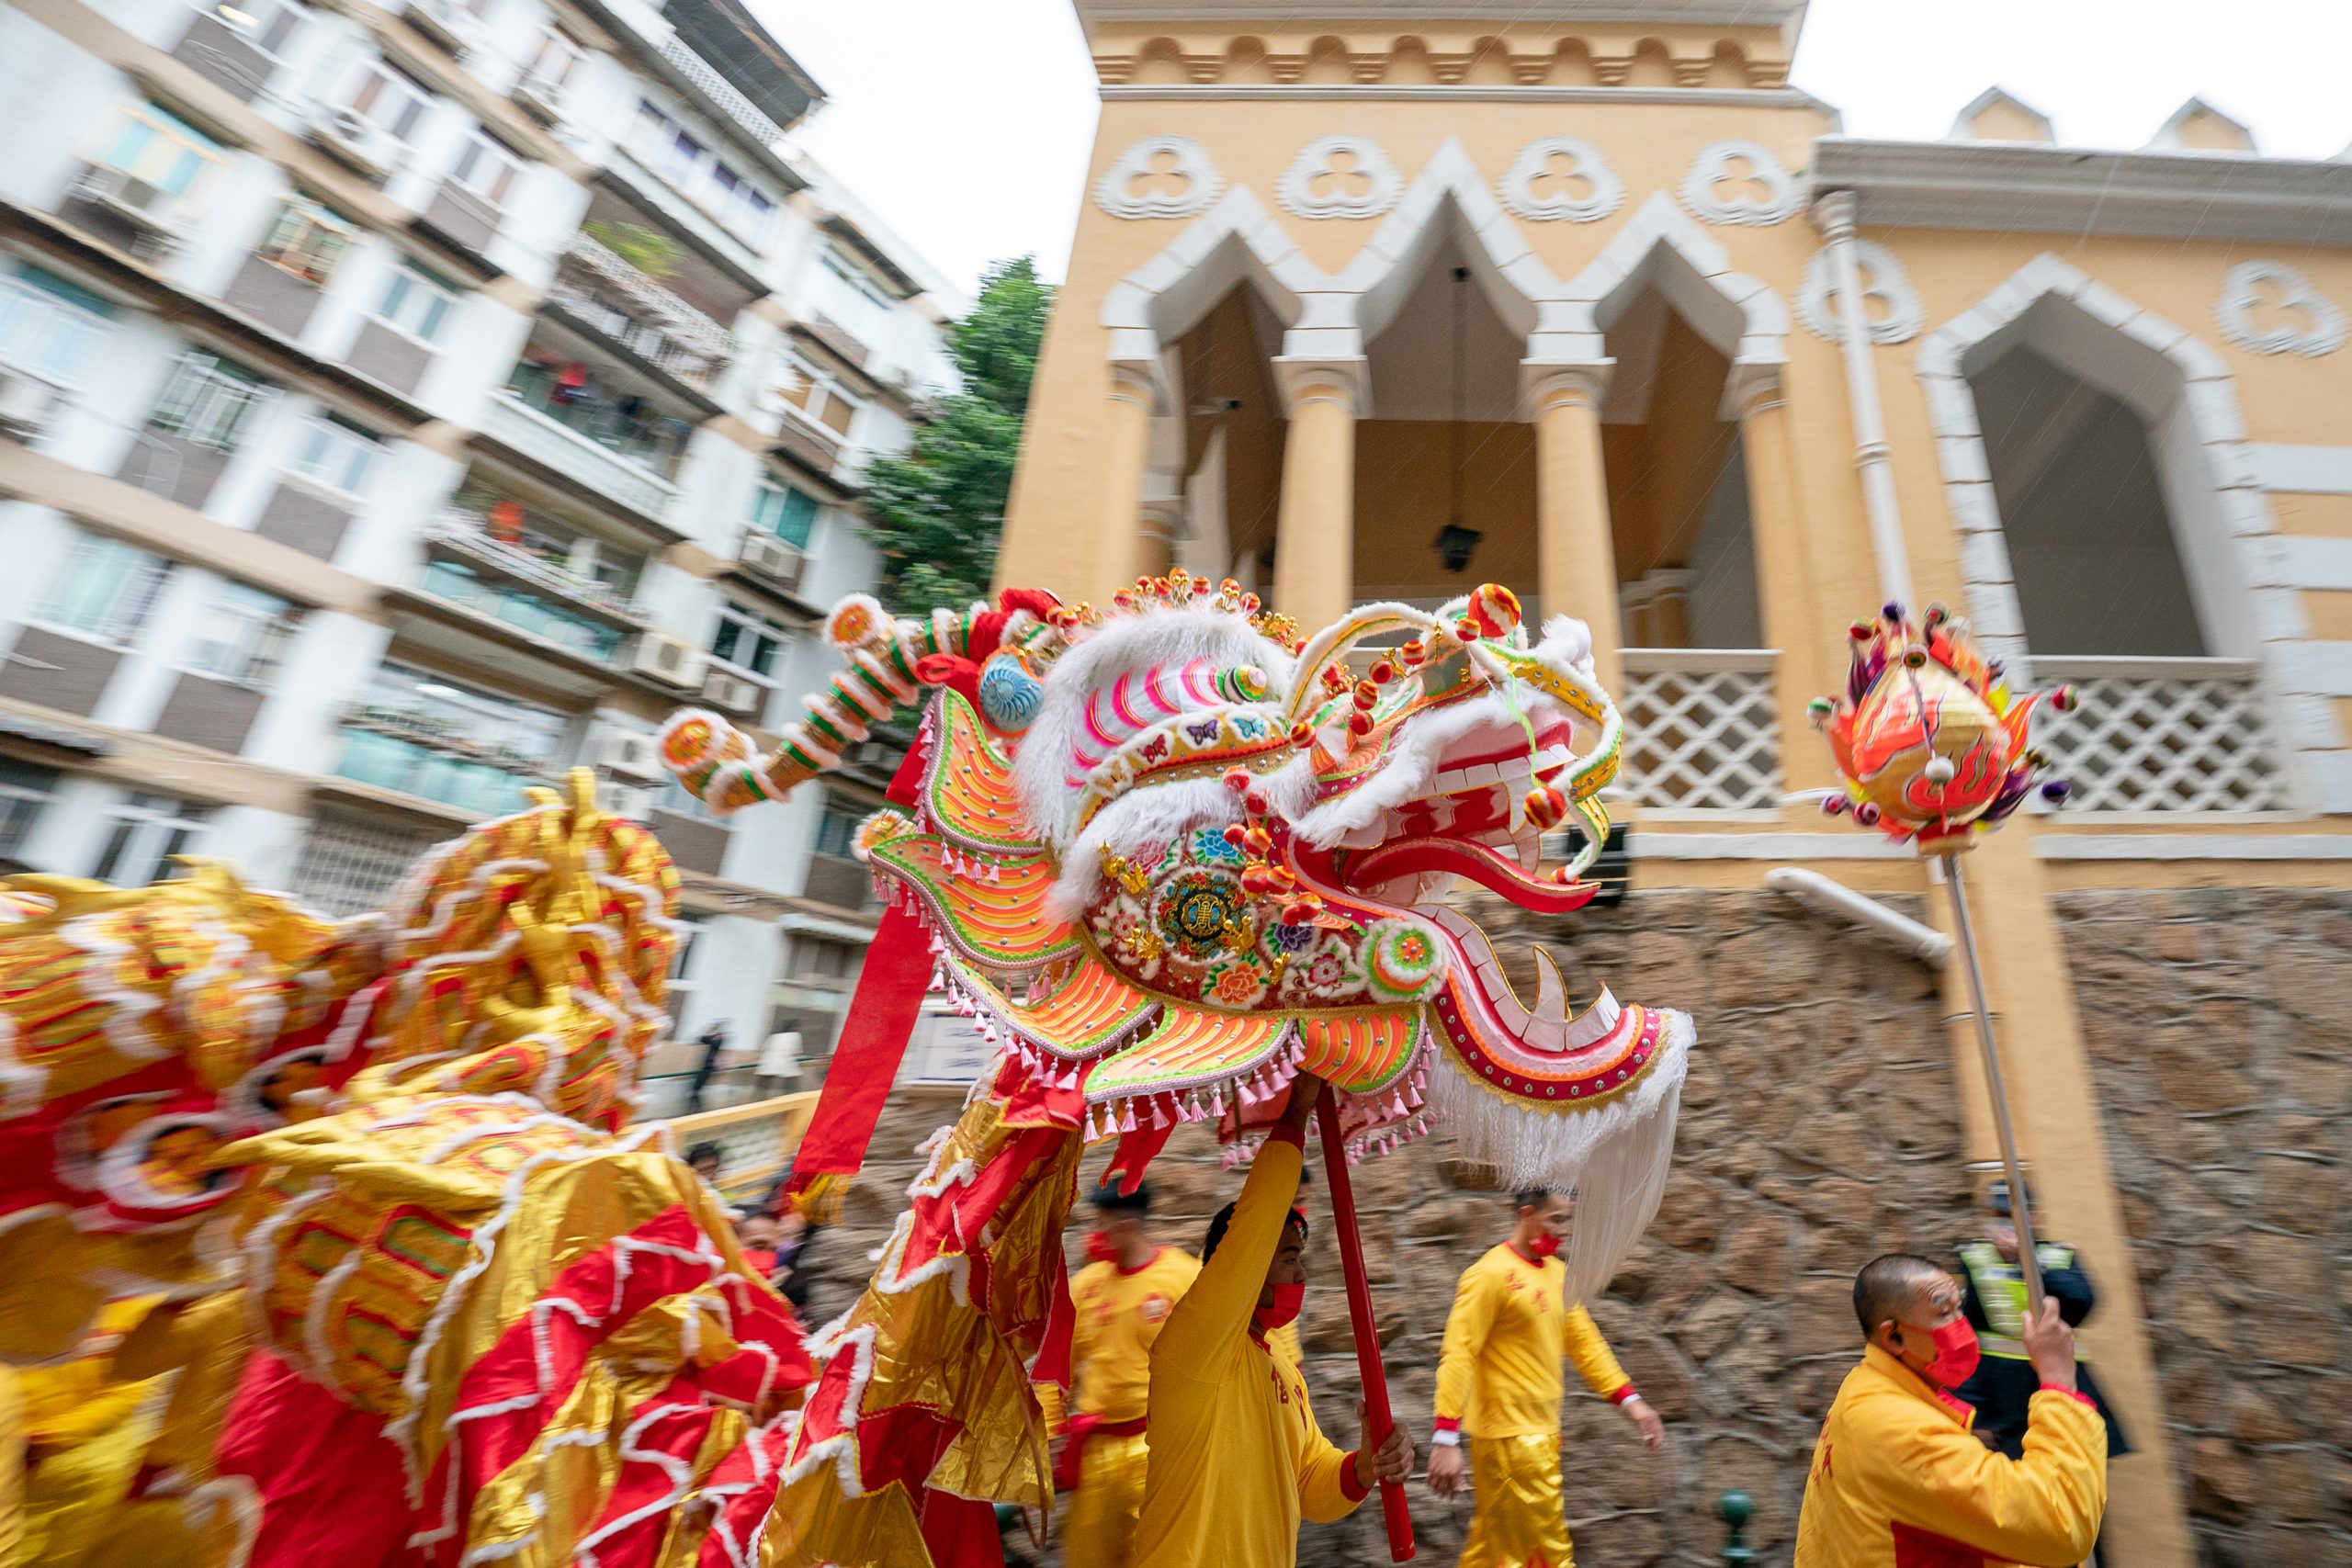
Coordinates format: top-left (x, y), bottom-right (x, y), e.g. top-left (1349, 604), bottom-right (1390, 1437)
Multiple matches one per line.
top-left (1001, 5), bottom-right (2352, 1564)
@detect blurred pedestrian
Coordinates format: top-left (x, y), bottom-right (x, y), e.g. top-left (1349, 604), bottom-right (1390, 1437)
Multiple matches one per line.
top-left (686, 1142), bottom-right (723, 1188)
top-left (755, 1017), bottom-right (803, 1100)
top-left (685, 1020), bottom-right (732, 1111)
top-left (1954, 1180), bottom-right (2131, 1463)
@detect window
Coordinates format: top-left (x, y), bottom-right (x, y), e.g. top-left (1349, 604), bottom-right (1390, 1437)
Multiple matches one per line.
top-left (777, 355), bottom-right (860, 440)
top-left (820, 247), bottom-right (896, 314)
top-left (709, 601), bottom-right (790, 679)
top-left (374, 264), bottom-right (456, 344)
top-left (665, 910), bottom-right (707, 1024)
top-left (449, 134), bottom-right (519, 208)
top-left (286, 414), bottom-right (381, 495)
top-left (524, 28), bottom-right (583, 87)
top-left (0, 267), bottom-right (114, 386)
top-left (750, 483), bottom-right (820, 547)
top-left (626, 96), bottom-right (775, 245)
top-left (88, 101), bottom-right (223, 198)
top-left (222, 0), bottom-right (305, 55)
top-left (147, 350), bottom-right (270, 450)
top-left (792, 933), bottom-right (856, 981)
top-left (36, 534), bottom-right (171, 644)
top-left (357, 661), bottom-right (569, 764)
top-left (184, 581), bottom-right (299, 686)
top-left (285, 810), bottom-right (437, 918)
top-left (89, 793), bottom-right (211, 885)
top-left (346, 62), bottom-right (429, 141)
top-left (255, 197), bottom-right (354, 284)
top-left (0, 761), bottom-right (58, 863)
top-left (813, 796), bottom-right (865, 860)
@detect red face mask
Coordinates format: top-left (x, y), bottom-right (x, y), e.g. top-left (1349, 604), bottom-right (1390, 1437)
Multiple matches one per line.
top-left (1527, 1233), bottom-right (1560, 1260)
top-left (1084, 1231), bottom-right (1117, 1267)
top-left (1254, 1281), bottom-right (1305, 1334)
top-left (1911, 1317), bottom-right (1982, 1388)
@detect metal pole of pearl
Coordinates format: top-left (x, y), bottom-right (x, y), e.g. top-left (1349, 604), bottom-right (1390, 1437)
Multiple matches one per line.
top-left (1939, 851), bottom-right (2046, 1307)
top-left (1314, 1081), bottom-right (1415, 1560)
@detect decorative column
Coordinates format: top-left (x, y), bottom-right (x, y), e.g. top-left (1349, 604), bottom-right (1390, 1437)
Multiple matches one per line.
top-left (1724, 362), bottom-right (1829, 790)
top-left (1271, 359), bottom-right (1363, 630)
top-left (1091, 362), bottom-right (1158, 602)
top-left (1136, 491), bottom-right (1184, 579)
top-left (1526, 364), bottom-right (1623, 695)
top-left (1812, 190), bottom-right (1916, 610)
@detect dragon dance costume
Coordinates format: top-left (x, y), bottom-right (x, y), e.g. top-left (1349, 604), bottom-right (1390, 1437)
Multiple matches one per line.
top-left (1, 572), bottom-right (1695, 1567)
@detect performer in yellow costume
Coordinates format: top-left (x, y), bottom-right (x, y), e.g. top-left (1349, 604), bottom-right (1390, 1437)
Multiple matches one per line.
top-left (1796, 1254), bottom-right (2106, 1568)
top-left (1052, 1179), bottom-right (1201, 1567)
top-left (1131, 1076), bottom-right (1410, 1568)
top-left (1429, 1190), bottom-right (1667, 1568)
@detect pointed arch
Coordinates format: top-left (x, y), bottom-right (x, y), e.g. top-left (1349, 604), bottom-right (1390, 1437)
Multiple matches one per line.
top-left (1098, 186), bottom-right (1329, 370)
top-left (1912, 253), bottom-right (2285, 667)
top-left (1550, 190), bottom-right (1790, 376)
top-left (1914, 254), bottom-right (2330, 808)
top-left (1330, 138), bottom-right (1556, 354)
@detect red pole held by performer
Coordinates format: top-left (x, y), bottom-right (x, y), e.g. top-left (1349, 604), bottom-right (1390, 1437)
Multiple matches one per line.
top-left (1316, 1081), bottom-right (1416, 1562)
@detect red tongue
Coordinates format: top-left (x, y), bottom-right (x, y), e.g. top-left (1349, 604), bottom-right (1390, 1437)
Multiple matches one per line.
top-left (1340, 835), bottom-right (1597, 914)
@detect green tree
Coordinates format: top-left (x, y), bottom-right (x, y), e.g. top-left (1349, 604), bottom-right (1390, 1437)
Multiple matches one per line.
top-left (858, 256), bottom-right (1052, 614)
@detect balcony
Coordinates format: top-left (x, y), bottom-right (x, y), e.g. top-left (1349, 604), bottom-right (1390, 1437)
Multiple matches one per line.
top-left (333, 705), bottom-right (555, 817)
top-left (425, 508), bottom-right (650, 627)
top-left (478, 388), bottom-right (682, 525)
top-left (771, 400), bottom-right (846, 479)
top-left (1617, 648), bottom-right (1783, 812)
top-left (658, 36), bottom-right (786, 157)
top-left (413, 557), bottom-right (631, 661)
top-left (550, 231), bottom-right (736, 390)
top-left (2031, 656), bottom-right (2285, 813)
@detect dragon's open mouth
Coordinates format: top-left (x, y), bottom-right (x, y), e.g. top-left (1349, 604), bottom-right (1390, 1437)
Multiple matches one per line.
top-left (1323, 712), bottom-right (1596, 914)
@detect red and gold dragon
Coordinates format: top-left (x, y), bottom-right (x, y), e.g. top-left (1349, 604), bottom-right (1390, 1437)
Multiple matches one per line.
top-left (658, 572), bottom-right (1693, 1565)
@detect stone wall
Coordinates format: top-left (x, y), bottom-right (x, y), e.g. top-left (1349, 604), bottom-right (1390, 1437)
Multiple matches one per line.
top-left (793, 889), bottom-right (1973, 1566)
top-left (2056, 889), bottom-right (2352, 1568)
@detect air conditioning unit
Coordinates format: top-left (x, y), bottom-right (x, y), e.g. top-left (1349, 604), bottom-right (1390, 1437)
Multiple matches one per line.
top-left (701, 668), bottom-right (763, 714)
top-left (628, 631), bottom-right (708, 689)
top-left (595, 728), bottom-right (662, 780)
top-left (405, 0), bottom-right (483, 55)
top-left (594, 779), bottom-right (654, 821)
top-left (514, 71), bottom-right (566, 125)
top-left (311, 106), bottom-right (400, 179)
top-left (0, 369), bottom-right (60, 440)
top-left (75, 166), bottom-right (183, 239)
top-left (737, 530), bottom-right (805, 591)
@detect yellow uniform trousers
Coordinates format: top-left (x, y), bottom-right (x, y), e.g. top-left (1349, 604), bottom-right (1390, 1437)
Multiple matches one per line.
top-left (1062, 1427), bottom-right (1152, 1568)
top-left (1458, 1433), bottom-right (1575, 1568)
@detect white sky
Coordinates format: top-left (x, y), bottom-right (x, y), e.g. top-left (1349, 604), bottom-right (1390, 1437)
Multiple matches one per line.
top-left (758, 0), bottom-right (2352, 296)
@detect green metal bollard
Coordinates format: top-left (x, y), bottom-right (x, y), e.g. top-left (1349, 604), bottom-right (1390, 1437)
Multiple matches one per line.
top-left (1719, 1489), bottom-right (1758, 1567)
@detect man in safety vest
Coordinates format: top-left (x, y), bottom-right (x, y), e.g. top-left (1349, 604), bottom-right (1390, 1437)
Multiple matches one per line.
top-left (1426, 1188), bottom-right (1665, 1568)
top-left (1796, 1253), bottom-right (2106, 1568)
top-left (1954, 1181), bottom-right (2130, 1464)
top-left (1049, 1178), bottom-right (1200, 1567)
top-left (1130, 1073), bottom-right (1412, 1568)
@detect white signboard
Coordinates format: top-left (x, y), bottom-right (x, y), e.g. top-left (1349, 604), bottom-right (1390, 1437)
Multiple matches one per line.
top-left (903, 1010), bottom-right (995, 1086)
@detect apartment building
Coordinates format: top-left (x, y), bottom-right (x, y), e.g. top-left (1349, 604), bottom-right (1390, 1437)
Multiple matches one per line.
top-left (0, 0), bottom-right (963, 1089)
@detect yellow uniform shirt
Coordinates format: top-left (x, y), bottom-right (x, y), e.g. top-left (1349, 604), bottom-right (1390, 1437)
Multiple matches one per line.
top-left (1070, 1247), bottom-right (1202, 1423)
top-left (1434, 1242), bottom-right (1633, 1439)
top-left (1132, 1129), bottom-right (1368, 1568)
top-left (1795, 1346), bottom-right (2106, 1568)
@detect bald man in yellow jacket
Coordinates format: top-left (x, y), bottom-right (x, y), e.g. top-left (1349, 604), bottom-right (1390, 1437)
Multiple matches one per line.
top-left (1797, 1253), bottom-right (2107, 1568)
top-left (1130, 1074), bottom-right (1412, 1568)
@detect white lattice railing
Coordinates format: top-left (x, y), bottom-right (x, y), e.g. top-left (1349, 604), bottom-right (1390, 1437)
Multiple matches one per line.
top-left (2031, 657), bottom-right (2285, 813)
top-left (659, 37), bottom-right (787, 152)
top-left (1618, 648), bottom-right (1783, 811)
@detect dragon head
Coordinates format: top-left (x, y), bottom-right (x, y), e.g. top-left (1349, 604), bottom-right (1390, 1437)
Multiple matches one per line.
top-left (664, 572), bottom-right (1690, 1303)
